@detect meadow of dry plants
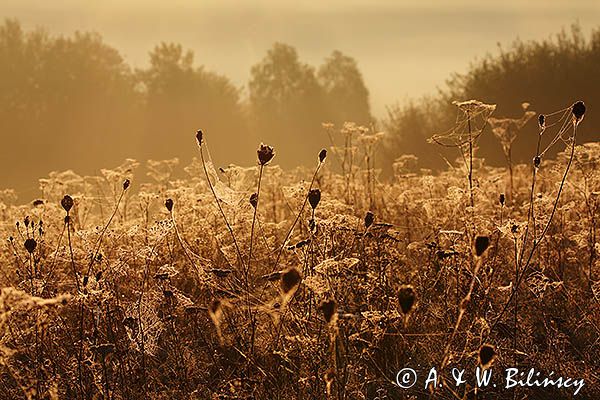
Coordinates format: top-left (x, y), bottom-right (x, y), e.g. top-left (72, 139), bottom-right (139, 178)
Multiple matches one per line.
top-left (0, 100), bottom-right (598, 399)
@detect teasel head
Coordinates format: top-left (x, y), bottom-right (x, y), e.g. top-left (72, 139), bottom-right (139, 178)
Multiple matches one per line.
top-left (474, 235), bottom-right (491, 257)
top-left (61, 195), bottom-right (74, 213)
top-left (24, 238), bottom-right (36, 254)
top-left (397, 284), bottom-right (416, 315)
top-left (249, 192), bottom-right (258, 209)
top-left (319, 298), bottom-right (337, 325)
top-left (538, 114), bottom-right (545, 130)
top-left (499, 193), bottom-right (505, 207)
top-left (195, 129), bottom-right (203, 146)
top-left (319, 148), bottom-right (327, 163)
top-left (478, 344), bottom-right (496, 369)
top-left (280, 267), bottom-right (302, 295)
top-left (165, 198), bottom-right (174, 212)
top-left (364, 211), bottom-right (375, 229)
top-left (257, 143), bottom-right (275, 165)
top-left (572, 101), bottom-right (586, 125)
top-left (308, 189), bottom-right (321, 210)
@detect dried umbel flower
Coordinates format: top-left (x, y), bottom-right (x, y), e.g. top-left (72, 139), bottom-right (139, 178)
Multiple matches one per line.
top-left (319, 149), bottom-right (327, 163)
top-left (397, 285), bottom-right (416, 314)
top-left (308, 189), bottom-right (321, 210)
top-left (474, 235), bottom-right (490, 257)
top-left (478, 344), bottom-right (496, 368)
top-left (123, 179), bottom-right (131, 191)
top-left (538, 114), bottom-right (545, 129)
top-left (572, 101), bottom-right (586, 123)
top-left (257, 143), bottom-right (275, 165)
top-left (499, 193), bottom-right (505, 206)
top-left (365, 211), bottom-right (375, 229)
top-left (61, 195), bottom-right (74, 213)
top-left (24, 238), bottom-right (36, 254)
top-left (195, 129), bottom-right (203, 146)
top-left (165, 198), bottom-right (174, 212)
top-left (280, 267), bottom-right (302, 294)
top-left (319, 298), bottom-right (337, 324)
top-left (249, 192), bottom-right (258, 209)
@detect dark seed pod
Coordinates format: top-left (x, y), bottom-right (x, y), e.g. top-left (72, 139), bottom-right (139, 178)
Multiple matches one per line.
top-left (364, 211), bottom-right (375, 229)
top-left (24, 238), bottom-right (36, 254)
top-left (123, 179), bottom-right (130, 191)
top-left (478, 344), bottom-right (496, 368)
top-left (499, 193), bottom-right (505, 206)
top-left (474, 236), bottom-right (490, 257)
top-left (397, 285), bottom-right (416, 314)
top-left (280, 267), bottom-right (302, 294)
top-left (165, 198), bottom-right (174, 212)
top-left (534, 156), bottom-right (541, 168)
top-left (538, 114), bottom-right (545, 128)
top-left (33, 199), bottom-right (44, 207)
top-left (308, 189), bottom-right (321, 210)
top-left (572, 101), bottom-right (586, 122)
top-left (61, 195), bottom-right (74, 213)
top-left (319, 149), bottom-right (327, 163)
top-left (320, 298), bottom-right (337, 324)
top-left (196, 130), bottom-right (203, 146)
top-left (257, 143), bottom-right (275, 165)
top-left (249, 193), bottom-right (258, 209)
top-left (24, 216), bottom-right (30, 228)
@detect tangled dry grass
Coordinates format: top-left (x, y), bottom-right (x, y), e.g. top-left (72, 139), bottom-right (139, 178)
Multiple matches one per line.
top-left (0, 101), bottom-right (599, 399)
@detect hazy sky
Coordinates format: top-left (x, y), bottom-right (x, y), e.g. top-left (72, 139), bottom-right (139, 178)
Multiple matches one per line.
top-left (3, 0), bottom-right (600, 116)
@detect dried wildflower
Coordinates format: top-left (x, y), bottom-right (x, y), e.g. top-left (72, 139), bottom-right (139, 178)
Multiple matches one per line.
top-left (572, 101), bottom-right (586, 123)
top-left (397, 285), bottom-right (416, 314)
top-left (320, 298), bottom-right (337, 324)
top-left (123, 179), bottom-right (130, 191)
top-left (280, 267), bottom-right (302, 294)
top-left (364, 211), bottom-right (375, 229)
top-left (249, 192), bottom-right (258, 209)
top-left (61, 195), bottom-right (74, 213)
top-left (195, 129), bottom-right (203, 146)
top-left (474, 236), bottom-right (490, 257)
top-left (478, 344), bottom-right (496, 368)
top-left (499, 193), bottom-right (505, 206)
top-left (319, 149), bottom-right (327, 163)
top-left (165, 198), bottom-right (174, 212)
top-left (257, 143), bottom-right (275, 165)
top-left (24, 238), bottom-right (36, 254)
top-left (308, 189), bottom-right (321, 210)
top-left (534, 156), bottom-right (541, 169)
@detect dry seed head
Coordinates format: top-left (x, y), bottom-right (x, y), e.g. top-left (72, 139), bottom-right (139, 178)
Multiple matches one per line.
top-left (474, 236), bottom-right (491, 257)
top-left (257, 143), bottom-right (275, 165)
top-left (123, 179), bottom-right (130, 191)
top-left (397, 284), bottom-right (416, 314)
top-left (195, 129), bottom-right (203, 146)
top-left (538, 114), bottom-right (545, 129)
top-left (478, 344), bottom-right (496, 368)
top-left (319, 148), bottom-right (327, 163)
top-left (534, 156), bottom-right (541, 169)
top-left (365, 211), bottom-right (375, 229)
top-left (308, 189), bottom-right (321, 210)
top-left (319, 298), bottom-right (337, 324)
top-left (24, 238), bottom-right (36, 254)
top-left (572, 101), bottom-right (586, 123)
top-left (280, 267), bottom-right (302, 294)
top-left (249, 192), bottom-right (258, 209)
top-left (499, 193), bottom-right (505, 206)
top-left (165, 198), bottom-right (174, 212)
top-left (61, 195), bottom-right (74, 213)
